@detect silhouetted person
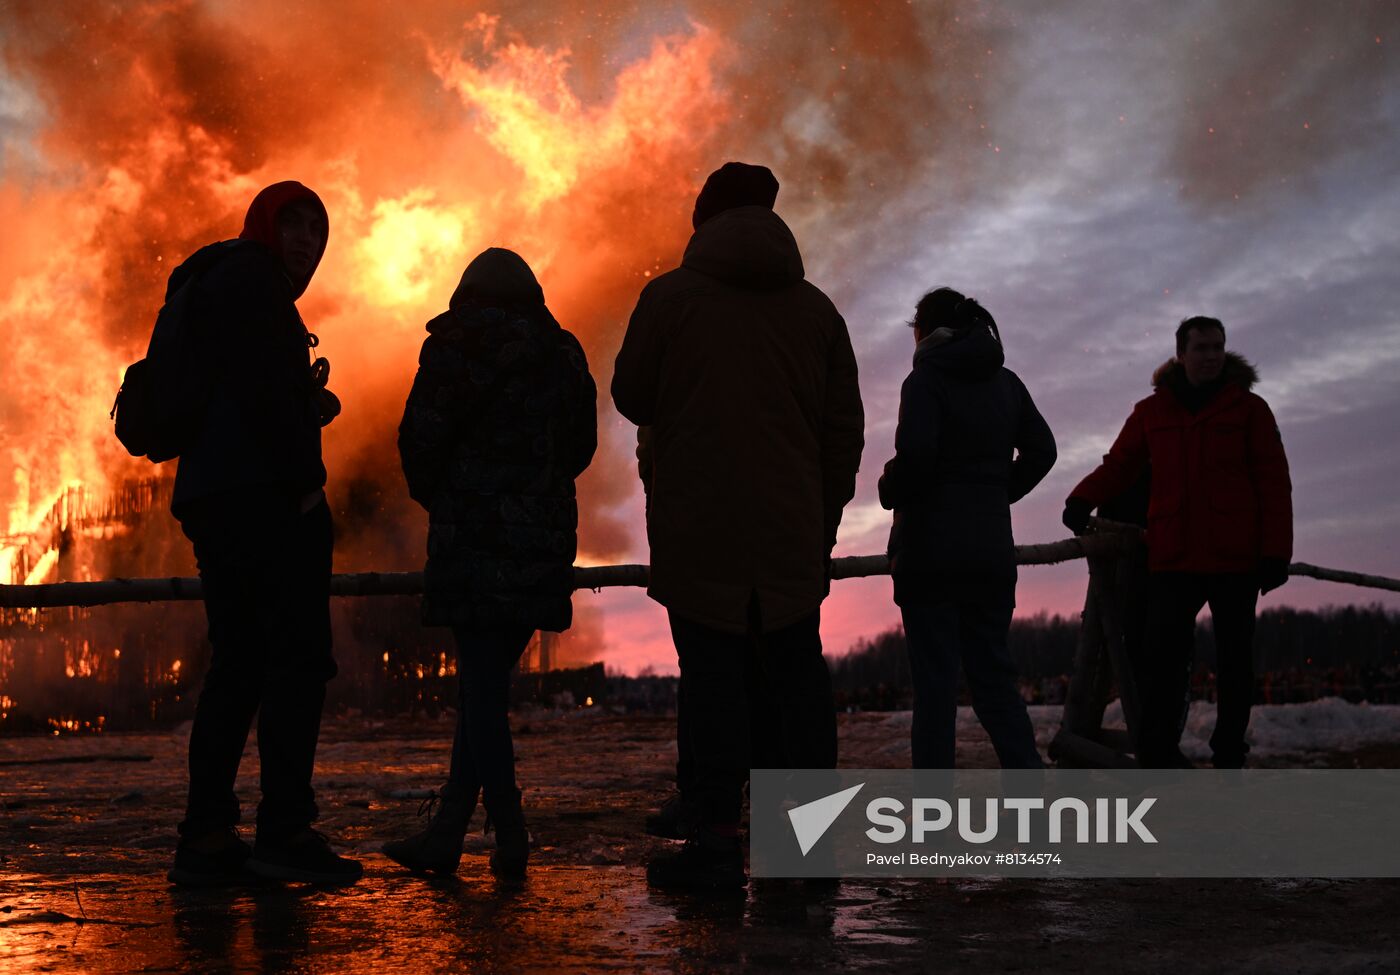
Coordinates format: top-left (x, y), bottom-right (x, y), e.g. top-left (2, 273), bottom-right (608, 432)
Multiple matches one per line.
top-left (168, 181), bottom-right (359, 886)
top-left (386, 247), bottom-right (597, 878)
top-left (878, 289), bottom-right (1055, 768)
top-left (633, 424), bottom-right (700, 841)
top-left (1064, 316), bottom-right (1293, 768)
top-left (613, 162), bottom-right (865, 890)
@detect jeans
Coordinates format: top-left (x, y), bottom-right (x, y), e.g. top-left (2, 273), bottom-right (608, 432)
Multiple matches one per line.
top-left (1136, 572), bottom-right (1258, 768)
top-left (669, 607), bottom-right (837, 827)
top-left (446, 625), bottom-right (535, 812)
top-left (178, 491), bottom-right (336, 842)
top-left (901, 591), bottom-right (1043, 769)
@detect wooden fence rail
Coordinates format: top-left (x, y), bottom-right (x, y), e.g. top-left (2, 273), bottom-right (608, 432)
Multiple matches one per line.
top-left (2, 524), bottom-right (1393, 609)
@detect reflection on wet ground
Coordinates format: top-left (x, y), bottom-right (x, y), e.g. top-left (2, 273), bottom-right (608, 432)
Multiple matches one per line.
top-left (3, 712), bottom-right (1400, 973)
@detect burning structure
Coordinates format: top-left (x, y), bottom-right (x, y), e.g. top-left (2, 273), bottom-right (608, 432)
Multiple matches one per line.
top-left (0, 472), bottom-right (569, 731)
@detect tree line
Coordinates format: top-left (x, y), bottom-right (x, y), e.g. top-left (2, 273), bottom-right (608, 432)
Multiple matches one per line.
top-left (829, 604), bottom-right (1400, 711)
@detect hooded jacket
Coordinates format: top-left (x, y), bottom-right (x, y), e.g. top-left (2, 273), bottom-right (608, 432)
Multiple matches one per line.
top-left (611, 206), bottom-right (865, 634)
top-left (399, 248), bottom-right (597, 632)
top-left (171, 182), bottom-right (329, 514)
top-left (1068, 352), bottom-right (1292, 574)
top-left (878, 323), bottom-right (1056, 604)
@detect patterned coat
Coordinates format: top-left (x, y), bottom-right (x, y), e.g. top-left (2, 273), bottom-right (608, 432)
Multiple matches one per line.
top-left (399, 297), bottom-right (596, 631)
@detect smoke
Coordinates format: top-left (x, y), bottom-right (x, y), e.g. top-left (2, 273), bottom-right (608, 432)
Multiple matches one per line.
top-left (1166, 2), bottom-right (1400, 206)
top-left (0, 3), bottom-right (1004, 646)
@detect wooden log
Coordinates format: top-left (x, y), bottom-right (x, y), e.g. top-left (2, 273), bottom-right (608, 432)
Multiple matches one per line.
top-left (1077, 521), bottom-right (1399, 593)
top-left (3, 536), bottom-right (1397, 608)
top-left (1289, 562), bottom-right (1400, 593)
top-left (1060, 564), bottom-right (1112, 739)
top-left (1055, 518), bottom-right (1150, 766)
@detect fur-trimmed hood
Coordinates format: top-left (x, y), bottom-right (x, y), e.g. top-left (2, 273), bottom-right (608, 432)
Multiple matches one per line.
top-left (1151, 351), bottom-right (1258, 390)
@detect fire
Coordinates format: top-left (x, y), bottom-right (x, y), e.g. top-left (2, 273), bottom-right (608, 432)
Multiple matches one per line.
top-left (352, 190), bottom-right (481, 310)
top-left (431, 16), bottom-right (725, 210)
top-left (22, 548), bottom-right (60, 587)
top-left (0, 5), bottom-right (749, 598)
top-left (2, 2), bottom-right (997, 698)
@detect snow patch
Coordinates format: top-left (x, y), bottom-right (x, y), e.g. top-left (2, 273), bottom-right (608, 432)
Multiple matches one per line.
top-left (873, 698), bottom-right (1400, 762)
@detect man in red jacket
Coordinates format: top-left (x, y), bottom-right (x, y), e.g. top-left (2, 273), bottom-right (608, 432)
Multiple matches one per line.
top-left (1063, 317), bottom-right (1292, 768)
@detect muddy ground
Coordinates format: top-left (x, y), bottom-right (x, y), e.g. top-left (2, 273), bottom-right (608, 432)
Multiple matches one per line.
top-left (3, 711), bottom-right (1399, 973)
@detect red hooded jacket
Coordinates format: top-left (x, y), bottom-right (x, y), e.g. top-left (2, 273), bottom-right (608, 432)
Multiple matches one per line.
top-left (171, 182), bottom-right (330, 512)
top-left (238, 180), bottom-right (328, 299)
top-left (1069, 353), bottom-right (1292, 574)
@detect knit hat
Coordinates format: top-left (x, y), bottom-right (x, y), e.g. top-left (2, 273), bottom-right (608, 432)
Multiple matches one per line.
top-left (691, 162), bottom-right (780, 229)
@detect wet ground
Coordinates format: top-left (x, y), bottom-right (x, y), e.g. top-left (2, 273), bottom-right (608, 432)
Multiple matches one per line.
top-left (3, 711), bottom-right (1400, 973)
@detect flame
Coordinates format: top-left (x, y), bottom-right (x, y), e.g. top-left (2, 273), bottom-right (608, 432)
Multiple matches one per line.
top-left (22, 548), bottom-right (59, 586)
top-left (431, 16), bottom-right (725, 210)
top-left (352, 190), bottom-right (481, 309)
top-left (2, 2), bottom-right (1000, 681)
top-left (0, 8), bottom-right (737, 589)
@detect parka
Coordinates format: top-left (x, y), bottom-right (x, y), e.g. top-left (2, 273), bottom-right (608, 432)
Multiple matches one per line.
top-left (878, 322), bottom-right (1056, 605)
top-left (612, 206), bottom-right (865, 634)
top-left (1068, 352), bottom-right (1292, 574)
top-left (171, 182), bottom-right (329, 514)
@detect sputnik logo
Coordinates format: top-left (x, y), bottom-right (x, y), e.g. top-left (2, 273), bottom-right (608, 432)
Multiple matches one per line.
top-left (787, 783), bottom-right (865, 855)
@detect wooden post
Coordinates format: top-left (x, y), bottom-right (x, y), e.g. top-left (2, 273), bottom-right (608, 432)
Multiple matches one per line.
top-left (1050, 520), bottom-right (1148, 768)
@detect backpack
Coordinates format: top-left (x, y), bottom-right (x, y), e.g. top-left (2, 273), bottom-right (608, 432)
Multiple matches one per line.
top-left (111, 240), bottom-right (252, 463)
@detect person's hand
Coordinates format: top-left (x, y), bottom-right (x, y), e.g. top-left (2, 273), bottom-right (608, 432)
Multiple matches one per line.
top-left (877, 458), bottom-right (901, 510)
top-left (316, 387), bottom-right (341, 426)
top-left (1258, 557), bottom-right (1289, 595)
top-left (1062, 497), bottom-right (1093, 535)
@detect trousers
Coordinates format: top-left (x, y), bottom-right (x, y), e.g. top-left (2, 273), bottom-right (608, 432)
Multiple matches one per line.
top-left (178, 491), bottom-right (335, 841)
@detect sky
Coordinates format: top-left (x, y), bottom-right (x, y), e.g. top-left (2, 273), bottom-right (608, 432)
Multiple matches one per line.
top-left (2, 2), bottom-right (1398, 674)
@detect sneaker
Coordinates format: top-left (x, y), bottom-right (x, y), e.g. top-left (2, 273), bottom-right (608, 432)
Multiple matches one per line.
top-left (247, 829), bottom-right (363, 886)
top-left (645, 792), bottom-right (700, 840)
top-left (168, 828), bottom-right (255, 888)
top-left (382, 787), bottom-right (477, 875)
top-left (646, 828), bottom-right (746, 892)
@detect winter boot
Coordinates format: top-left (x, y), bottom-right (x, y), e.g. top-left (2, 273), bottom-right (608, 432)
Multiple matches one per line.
top-left (646, 825), bottom-right (746, 892)
top-left (645, 791), bottom-right (701, 840)
top-left (484, 787), bottom-right (529, 879)
top-left (382, 785), bottom-right (478, 875)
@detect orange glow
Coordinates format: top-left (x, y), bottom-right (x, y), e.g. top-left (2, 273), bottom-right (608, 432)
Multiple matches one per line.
top-left (0, 6), bottom-right (735, 587)
top-left (352, 191), bottom-right (480, 309)
top-left (1, 3), bottom-right (999, 676)
top-left (22, 547), bottom-right (59, 586)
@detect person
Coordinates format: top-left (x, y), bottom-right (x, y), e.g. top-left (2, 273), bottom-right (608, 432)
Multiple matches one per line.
top-left (613, 162), bottom-right (865, 890)
top-left (634, 425), bottom-right (701, 841)
top-left (385, 247), bottom-right (597, 878)
top-left (168, 181), bottom-right (359, 886)
top-left (1063, 316), bottom-right (1293, 768)
top-left (877, 289), bottom-right (1055, 769)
